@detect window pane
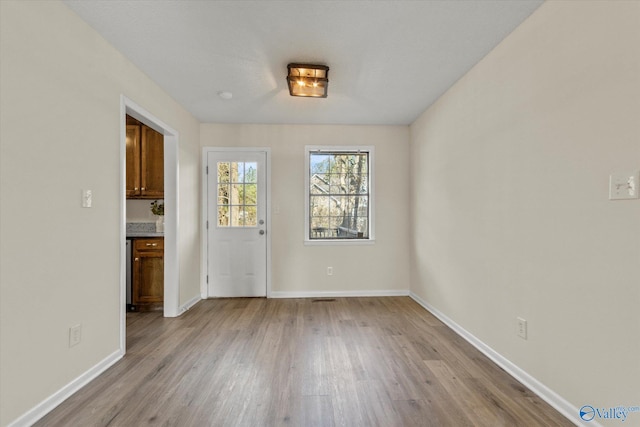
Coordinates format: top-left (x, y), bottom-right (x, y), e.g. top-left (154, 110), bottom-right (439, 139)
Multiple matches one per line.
top-left (356, 217), bottom-right (368, 235)
top-left (245, 163), bottom-right (257, 183)
top-left (235, 207), bottom-right (246, 226)
top-left (310, 154), bottom-right (331, 174)
top-left (353, 155), bottom-right (366, 172)
top-left (353, 196), bottom-right (368, 215)
top-left (244, 206), bottom-right (257, 226)
top-left (310, 217), bottom-right (331, 238)
top-left (230, 206), bottom-right (241, 226)
top-left (218, 184), bottom-right (230, 205)
top-left (329, 183), bottom-right (344, 196)
top-left (328, 216), bottom-right (340, 231)
top-left (218, 206), bottom-right (229, 227)
top-left (355, 175), bottom-right (368, 194)
top-left (310, 174), bottom-right (329, 194)
top-left (244, 184), bottom-right (257, 205)
top-left (330, 196), bottom-right (348, 217)
top-left (307, 149), bottom-right (370, 240)
top-left (230, 182), bottom-right (242, 205)
top-left (310, 195), bottom-right (330, 216)
top-left (234, 162), bottom-right (244, 183)
top-left (218, 162), bottom-right (230, 183)
top-left (238, 183), bottom-right (245, 205)
top-left (310, 216), bottom-right (328, 230)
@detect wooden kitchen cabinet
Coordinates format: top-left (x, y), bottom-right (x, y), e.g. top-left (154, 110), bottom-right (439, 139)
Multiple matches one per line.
top-left (132, 238), bottom-right (164, 310)
top-left (126, 124), bottom-right (141, 198)
top-left (126, 115), bottom-right (164, 199)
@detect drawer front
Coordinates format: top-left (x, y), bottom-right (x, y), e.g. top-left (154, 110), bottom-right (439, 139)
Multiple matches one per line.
top-left (134, 238), bottom-right (164, 251)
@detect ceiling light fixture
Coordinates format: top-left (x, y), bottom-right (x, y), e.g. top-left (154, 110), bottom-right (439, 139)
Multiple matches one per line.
top-left (286, 63), bottom-right (329, 98)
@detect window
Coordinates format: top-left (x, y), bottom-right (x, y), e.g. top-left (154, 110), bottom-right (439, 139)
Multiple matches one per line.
top-left (216, 161), bottom-right (258, 227)
top-left (305, 146), bottom-right (374, 243)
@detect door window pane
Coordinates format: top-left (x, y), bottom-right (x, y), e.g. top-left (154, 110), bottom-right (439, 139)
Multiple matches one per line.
top-left (217, 161), bottom-right (259, 227)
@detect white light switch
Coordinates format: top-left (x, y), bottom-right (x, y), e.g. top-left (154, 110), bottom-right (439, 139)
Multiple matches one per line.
top-left (82, 189), bottom-right (92, 208)
top-left (609, 172), bottom-right (639, 200)
top-left (69, 324), bottom-right (82, 347)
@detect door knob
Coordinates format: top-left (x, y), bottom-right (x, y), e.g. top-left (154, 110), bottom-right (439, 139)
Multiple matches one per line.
top-left (259, 230), bottom-right (265, 235)
top-left (259, 220), bottom-right (264, 225)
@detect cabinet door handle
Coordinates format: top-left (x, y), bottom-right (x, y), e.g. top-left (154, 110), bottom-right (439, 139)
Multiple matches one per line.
top-left (146, 243), bottom-right (157, 247)
top-left (134, 187), bottom-right (138, 191)
top-left (134, 257), bottom-right (139, 261)
top-left (141, 187), bottom-right (146, 191)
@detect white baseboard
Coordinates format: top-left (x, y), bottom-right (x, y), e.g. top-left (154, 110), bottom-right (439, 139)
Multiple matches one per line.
top-left (409, 292), bottom-right (595, 427)
top-left (179, 295), bottom-right (201, 315)
top-left (8, 349), bottom-right (123, 427)
top-left (269, 289), bottom-right (410, 299)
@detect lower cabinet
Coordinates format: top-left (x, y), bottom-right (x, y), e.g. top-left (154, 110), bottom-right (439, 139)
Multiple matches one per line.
top-left (132, 238), bottom-right (164, 311)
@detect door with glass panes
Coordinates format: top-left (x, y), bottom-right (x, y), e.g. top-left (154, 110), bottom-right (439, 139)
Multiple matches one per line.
top-left (206, 150), bottom-right (267, 297)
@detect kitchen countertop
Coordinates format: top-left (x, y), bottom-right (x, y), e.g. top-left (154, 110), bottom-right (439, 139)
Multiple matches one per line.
top-left (127, 231), bottom-right (164, 238)
top-left (126, 222), bottom-right (164, 238)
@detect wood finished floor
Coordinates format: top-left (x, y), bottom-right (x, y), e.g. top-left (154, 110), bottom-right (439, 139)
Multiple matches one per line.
top-left (36, 297), bottom-right (572, 427)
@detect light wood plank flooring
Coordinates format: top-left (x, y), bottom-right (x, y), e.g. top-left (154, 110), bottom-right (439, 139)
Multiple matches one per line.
top-left (36, 297), bottom-right (572, 426)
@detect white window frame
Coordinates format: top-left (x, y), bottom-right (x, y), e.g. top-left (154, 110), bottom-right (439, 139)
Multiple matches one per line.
top-left (304, 145), bottom-right (375, 245)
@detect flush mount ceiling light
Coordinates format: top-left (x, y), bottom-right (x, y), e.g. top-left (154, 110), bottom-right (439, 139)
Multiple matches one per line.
top-left (286, 63), bottom-right (329, 98)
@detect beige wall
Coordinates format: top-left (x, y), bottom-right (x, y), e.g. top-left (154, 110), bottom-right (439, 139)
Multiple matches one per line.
top-left (0, 1), bottom-right (201, 425)
top-left (410, 0), bottom-right (640, 412)
top-left (200, 124), bottom-right (411, 295)
top-left (127, 199), bottom-right (163, 223)
top-left (3, 0), bottom-right (638, 425)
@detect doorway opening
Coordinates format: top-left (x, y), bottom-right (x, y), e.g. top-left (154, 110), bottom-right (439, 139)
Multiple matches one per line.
top-left (120, 96), bottom-right (180, 354)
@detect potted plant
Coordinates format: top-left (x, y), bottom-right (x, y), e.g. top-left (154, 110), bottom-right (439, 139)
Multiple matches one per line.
top-left (150, 200), bottom-right (164, 232)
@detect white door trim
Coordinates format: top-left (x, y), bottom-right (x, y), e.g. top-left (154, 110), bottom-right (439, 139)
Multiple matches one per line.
top-left (120, 96), bottom-right (181, 353)
top-left (201, 147), bottom-right (272, 299)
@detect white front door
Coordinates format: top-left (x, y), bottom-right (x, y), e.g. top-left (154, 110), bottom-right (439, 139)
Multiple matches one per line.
top-left (206, 150), bottom-right (267, 297)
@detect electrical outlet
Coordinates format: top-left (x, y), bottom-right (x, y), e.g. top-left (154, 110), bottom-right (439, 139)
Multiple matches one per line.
top-left (517, 317), bottom-right (527, 340)
top-left (327, 267), bottom-right (333, 276)
top-left (82, 189), bottom-right (92, 208)
top-left (69, 324), bottom-right (82, 347)
top-left (609, 172), bottom-right (639, 200)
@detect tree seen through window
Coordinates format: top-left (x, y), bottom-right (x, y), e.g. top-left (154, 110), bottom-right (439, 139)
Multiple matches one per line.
top-left (309, 151), bottom-right (369, 239)
top-left (217, 162), bottom-right (257, 227)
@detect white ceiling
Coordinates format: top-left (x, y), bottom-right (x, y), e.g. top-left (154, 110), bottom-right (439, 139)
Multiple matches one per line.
top-left (63, 0), bottom-right (542, 125)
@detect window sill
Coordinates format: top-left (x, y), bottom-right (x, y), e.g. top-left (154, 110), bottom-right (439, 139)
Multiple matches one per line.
top-left (304, 239), bottom-right (376, 246)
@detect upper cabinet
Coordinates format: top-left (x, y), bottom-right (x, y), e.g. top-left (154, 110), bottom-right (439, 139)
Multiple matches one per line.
top-left (126, 115), bottom-right (164, 199)
top-left (126, 123), bottom-right (141, 198)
